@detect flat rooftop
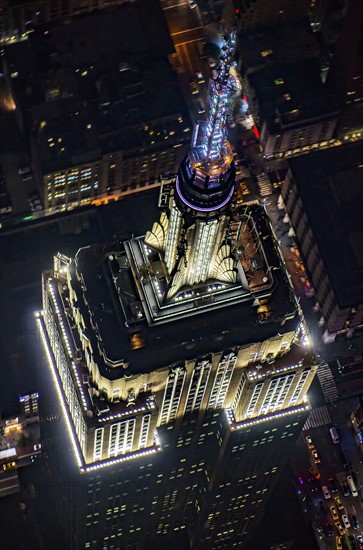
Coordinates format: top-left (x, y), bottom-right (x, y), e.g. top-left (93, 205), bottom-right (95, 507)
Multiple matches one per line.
top-left (4, 0), bottom-right (190, 172)
top-left (31, 60), bottom-right (189, 173)
top-left (65, 204), bottom-right (299, 379)
top-left (288, 141), bottom-right (363, 308)
top-left (247, 59), bottom-right (339, 132)
top-left (239, 20), bottom-right (319, 72)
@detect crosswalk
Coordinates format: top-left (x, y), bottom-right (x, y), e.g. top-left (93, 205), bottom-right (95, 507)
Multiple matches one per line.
top-left (257, 173), bottom-right (273, 196)
top-left (303, 405), bottom-right (331, 431)
top-left (316, 363), bottom-right (339, 403)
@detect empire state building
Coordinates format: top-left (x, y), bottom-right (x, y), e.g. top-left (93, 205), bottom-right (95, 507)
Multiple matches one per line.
top-left (37, 28), bottom-right (317, 550)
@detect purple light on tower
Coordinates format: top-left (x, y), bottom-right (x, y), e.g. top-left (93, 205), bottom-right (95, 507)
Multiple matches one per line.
top-left (174, 26), bottom-right (238, 216)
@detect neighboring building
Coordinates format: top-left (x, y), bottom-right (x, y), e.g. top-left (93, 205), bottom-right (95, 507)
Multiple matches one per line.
top-left (0, 393), bottom-right (41, 498)
top-left (42, 126), bottom-right (187, 213)
top-left (326, 0), bottom-right (363, 143)
top-left (223, 0), bottom-right (310, 32)
top-left (242, 57), bottom-right (339, 160)
top-left (0, 0), bottom-right (134, 43)
top-left (238, 19), bottom-right (320, 71)
top-left (326, 0), bottom-right (363, 106)
top-left (281, 141), bottom-right (363, 342)
top-left (3, 0), bottom-right (191, 213)
top-left (37, 30), bottom-right (317, 549)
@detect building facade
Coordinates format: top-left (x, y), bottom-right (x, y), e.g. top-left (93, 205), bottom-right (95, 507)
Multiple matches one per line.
top-left (241, 59), bottom-right (339, 161)
top-left (0, 393), bottom-right (41, 497)
top-left (281, 142), bottom-right (363, 342)
top-left (0, 0), bottom-right (134, 43)
top-left (43, 137), bottom-right (187, 213)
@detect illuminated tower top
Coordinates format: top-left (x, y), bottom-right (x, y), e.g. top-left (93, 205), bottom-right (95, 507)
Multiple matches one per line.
top-left (199, 29), bottom-right (236, 164)
top-left (175, 29), bottom-right (238, 218)
top-left (145, 27), bottom-right (240, 300)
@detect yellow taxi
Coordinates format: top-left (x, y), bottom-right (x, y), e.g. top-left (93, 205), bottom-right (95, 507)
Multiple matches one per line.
top-left (336, 536), bottom-right (343, 550)
top-left (334, 521), bottom-right (345, 536)
top-left (312, 449), bottom-right (321, 464)
top-left (330, 505), bottom-right (339, 521)
top-left (309, 466), bottom-right (320, 479)
top-left (334, 496), bottom-right (344, 510)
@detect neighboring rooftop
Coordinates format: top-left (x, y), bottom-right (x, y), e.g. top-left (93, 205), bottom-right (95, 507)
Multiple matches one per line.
top-left (3, 0), bottom-right (190, 172)
top-left (239, 20), bottom-right (319, 73)
top-left (30, 57), bottom-right (189, 172)
top-left (247, 58), bottom-right (339, 132)
top-left (288, 141), bottom-right (363, 308)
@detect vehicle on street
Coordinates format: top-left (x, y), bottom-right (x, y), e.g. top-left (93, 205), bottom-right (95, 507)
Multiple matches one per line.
top-left (330, 426), bottom-right (340, 443)
top-left (326, 523), bottom-right (334, 536)
top-left (331, 506), bottom-right (339, 520)
top-left (190, 82), bottom-right (199, 95)
top-left (351, 515), bottom-right (359, 529)
top-left (342, 514), bottom-right (351, 529)
top-left (342, 483), bottom-right (350, 496)
top-left (356, 534), bottom-right (363, 549)
top-left (336, 536), bottom-right (343, 549)
top-left (312, 449), bottom-right (321, 463)
top-left (305, 434), bottom-right (314, 449)
top-left (329, 477), bottom-right (338, 493)
top-left (322, 485), bottom-right (331, 500)
top-left (196, 100), bottom-right (205, 114)
top-left (347, 475), bottom-right (358, 497)
top-left (334, 496), bottom-right (344, 510)
top-left (309, 466), bottom-right (320, 479)
top-left (240, 181), bottom-right (249, 195)
top-left (335, 521), bottom-right (345, 535)
top-left (195, 71), bottom-right (205, 84)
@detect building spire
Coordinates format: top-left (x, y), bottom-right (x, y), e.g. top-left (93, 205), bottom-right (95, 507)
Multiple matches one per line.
top-left (173, 25), bottom-right (238, 217)
top-left (145, 26), bottom-right (239, 300)
top-left (200, 29), bottom-right (237, 164)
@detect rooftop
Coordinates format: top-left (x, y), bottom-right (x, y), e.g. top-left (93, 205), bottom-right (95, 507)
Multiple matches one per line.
top-left (239, 20), bottom-right (319, 73)
top-left (62, 203), bottom-right (299, 379)
top-left (4, 0), bottom-right (190, 172)
top-left (288, 141), bottom-right (363, 308)
top-left (247, 59), bottom-right (339, 133)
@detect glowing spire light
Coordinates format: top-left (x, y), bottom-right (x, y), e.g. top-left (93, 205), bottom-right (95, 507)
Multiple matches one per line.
top-left (199, 29), bottom-right (237, 165)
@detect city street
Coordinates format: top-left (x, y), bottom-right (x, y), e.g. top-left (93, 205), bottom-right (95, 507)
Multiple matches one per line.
top-left (291, 414), bottom-right (363, 549)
